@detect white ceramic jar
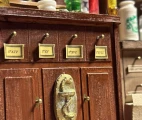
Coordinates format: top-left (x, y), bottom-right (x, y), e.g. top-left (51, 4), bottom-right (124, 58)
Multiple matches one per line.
top-left (37, 0), bottom-right (56, 11)
top-left (119, 0), bottom-right (139, 41)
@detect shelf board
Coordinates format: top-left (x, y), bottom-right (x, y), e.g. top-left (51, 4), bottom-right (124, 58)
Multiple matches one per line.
top-left (0, 7), bottom-right (120, 26)
top-left (120, 41), bottom-right (142, 49)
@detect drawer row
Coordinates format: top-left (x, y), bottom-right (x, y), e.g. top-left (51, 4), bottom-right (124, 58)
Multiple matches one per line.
top-left (0, 22), bottom-right (113, 62)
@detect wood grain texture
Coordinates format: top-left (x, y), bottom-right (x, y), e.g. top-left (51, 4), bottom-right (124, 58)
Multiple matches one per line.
top-left (0, 7), bottom-right (120, 26)
top-left (81, 67), bottom-right (117, 120)
top-left (120, 41), bottom-right (142, 49)
top-left (85, 26), bottom-right (112, 62)
top-left (28, 24), bottom-right (59, 62)
top-left (58, 25), bottom-right (86, 62)
top-left (0, 68), bottom-right (42, 120)
top-left (0, 22), bottom-right (29, 62)
top-left (113, 25), bottom-right (123, 120)
top-left (5, 77), bottom-right (34, 120)
top-left (0, 8), bottom-right (122, 120)
top-left (88, 73), bottom-right (110, 120)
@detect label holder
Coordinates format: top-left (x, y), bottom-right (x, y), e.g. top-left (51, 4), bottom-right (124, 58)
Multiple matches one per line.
top-left (4, 43), bottom-right (24, 59)
top-left (66, 45), bottom-right (83, 59)
top-left (38, 43), bottom-right (55, 58)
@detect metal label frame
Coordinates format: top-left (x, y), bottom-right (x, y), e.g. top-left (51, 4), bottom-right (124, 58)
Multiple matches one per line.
top-left (39, 44), bottom-right (55, 58)
top-left (4, 43), bottom-right (24, 59)
top-left (95, 46), bottom-right (108, 59)
top-left (66, 45), bottom-right (83, 58)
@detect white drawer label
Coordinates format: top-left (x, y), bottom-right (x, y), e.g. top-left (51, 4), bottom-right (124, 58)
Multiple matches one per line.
top-left (128, 65), bottom-right (142, 72)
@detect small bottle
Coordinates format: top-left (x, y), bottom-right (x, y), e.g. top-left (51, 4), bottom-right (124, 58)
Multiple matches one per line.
top-left (89, 0), bottom-right (99, 14)
top-left (0, 0), bottom-right (9, 7)
top-left (72, 0), bottom-right (81, 11)
top-left (119, 0), bottom-right (139, 41)
top-left (64, 0), bottom-right (81, 11)
top-left (64, 0), bottom-right (72, 11)
top-left (107, 0), bottom-right (118, 15)
top-left (81, 0), bottom-right (89, 13)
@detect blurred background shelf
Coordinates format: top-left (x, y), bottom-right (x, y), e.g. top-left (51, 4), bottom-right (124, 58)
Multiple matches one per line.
top-left (120, 41), bottom-right (142, 49)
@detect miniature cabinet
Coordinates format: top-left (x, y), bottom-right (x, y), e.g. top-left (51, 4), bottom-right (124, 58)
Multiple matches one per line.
top-left (120, 41), bottom-right (142, 120)
top-left (0, 7), bottom-right (122, 120)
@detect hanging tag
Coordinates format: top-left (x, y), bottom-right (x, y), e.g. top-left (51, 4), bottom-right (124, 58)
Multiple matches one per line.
top-left (4, 43), bottom-right (24, 59)
top-left (39, 44), bottom-right (55, 58)
top-left (95, 46), bottom-right (108, 59)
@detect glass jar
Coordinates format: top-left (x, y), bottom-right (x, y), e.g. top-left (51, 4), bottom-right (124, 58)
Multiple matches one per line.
top-left (119, 0), bottom-right (139, 41)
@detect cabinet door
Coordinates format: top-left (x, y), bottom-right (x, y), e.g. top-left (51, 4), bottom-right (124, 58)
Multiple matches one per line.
top-left (0, 68), bottom-right (42, 120)
top-left (81, 67), bottom-right (117, 120)
top-left (42, 67), bottom-right (83, 120)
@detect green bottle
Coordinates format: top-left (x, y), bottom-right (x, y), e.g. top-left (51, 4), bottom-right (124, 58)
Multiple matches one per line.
top-left (64, 0), bottom-right (81, 12)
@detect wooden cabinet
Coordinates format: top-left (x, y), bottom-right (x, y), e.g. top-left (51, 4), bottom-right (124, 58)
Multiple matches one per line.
top-left (81, 68), bottom-right (117, 120)
top-left (0, 7), bottom-right (123, 120)
top-left (120, 41), bottom-right (142, 119)
top-left (0, 68), bottom-right (42, 120)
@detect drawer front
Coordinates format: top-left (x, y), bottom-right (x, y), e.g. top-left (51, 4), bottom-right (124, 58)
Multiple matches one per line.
top-left (0, 23), bottom-right (113, 63)
top-left (0, 22), bottom-right (29, 62)
top-left (122, 50), bottom-right (142, 77)
top-left (86, 26), bottom-right (112, 62)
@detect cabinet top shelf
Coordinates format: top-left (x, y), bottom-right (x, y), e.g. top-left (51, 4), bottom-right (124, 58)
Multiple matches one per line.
top-left (0, 7), bottom-right (120, 26)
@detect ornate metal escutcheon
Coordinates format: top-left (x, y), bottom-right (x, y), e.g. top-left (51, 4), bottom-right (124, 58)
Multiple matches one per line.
top-left (54, 74), bottom-right (77, 120)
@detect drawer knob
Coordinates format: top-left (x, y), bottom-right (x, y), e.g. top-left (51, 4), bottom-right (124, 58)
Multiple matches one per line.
top-left (137, 56), bottom-right (141, 60)
top-left (35, 98), bottom-right (42, 106)
top-left (97, 34), bottom-right (105, 40)
top-left (71, 34), bottom-right (78, 40)
top-left (11, 31), bottom-right (17, 37)
top-left (84, 95), bottom-right (90, 101)
top-left (44, 33), bottom-right (49, 38)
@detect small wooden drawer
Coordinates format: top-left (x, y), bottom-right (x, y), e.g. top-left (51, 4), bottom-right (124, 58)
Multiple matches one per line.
top-left (85, 26), bottom-right (112, 62)
top-left (0, 22), bottom-right (29, 62)
top-left (58, 25), bottom-right (86, 62)
top-left (28, 24), bottom-right (59, 62)
top-left (122, 50), bottom-right (142, 77)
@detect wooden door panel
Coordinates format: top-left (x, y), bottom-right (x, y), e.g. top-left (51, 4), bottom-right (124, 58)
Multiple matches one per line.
top-left (5, 77), bottom-right (34, 120)
top-left (0, 68), bottom-right (42, 120)
top-left (88, 73), bottom-right (110, 120)
top-left (81, 67), bottom-right (117, 120)
top-left (42, 67), bottom-right (83, 120)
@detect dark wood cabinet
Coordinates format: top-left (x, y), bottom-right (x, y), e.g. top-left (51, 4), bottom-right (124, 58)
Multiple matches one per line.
top-left (0, 7), bottom-right (123, 120)
top-left (81, 67), bottom-right (117, 120)
top-left (0, 68), bottom-right (42, 120)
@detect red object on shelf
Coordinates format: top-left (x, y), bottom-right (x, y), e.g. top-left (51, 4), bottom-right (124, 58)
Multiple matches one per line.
top-left (89, 0), bottom-right (99, 14)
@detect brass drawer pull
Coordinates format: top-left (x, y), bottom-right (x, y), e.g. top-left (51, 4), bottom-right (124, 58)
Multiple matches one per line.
top-left (84, 95), bottom-right (90, 101)
top-left (96, 34), bottom-right (105, 40)
top-left (137, 56), bottom-right (141, 60)
top-left (11, 31), bottom-right (17, 37)
top-left (35, 98), bottom-right (42, 106)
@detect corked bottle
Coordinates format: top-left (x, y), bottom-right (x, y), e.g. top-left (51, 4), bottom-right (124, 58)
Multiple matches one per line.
top-left (0, 0), bottom-right (9, 7)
